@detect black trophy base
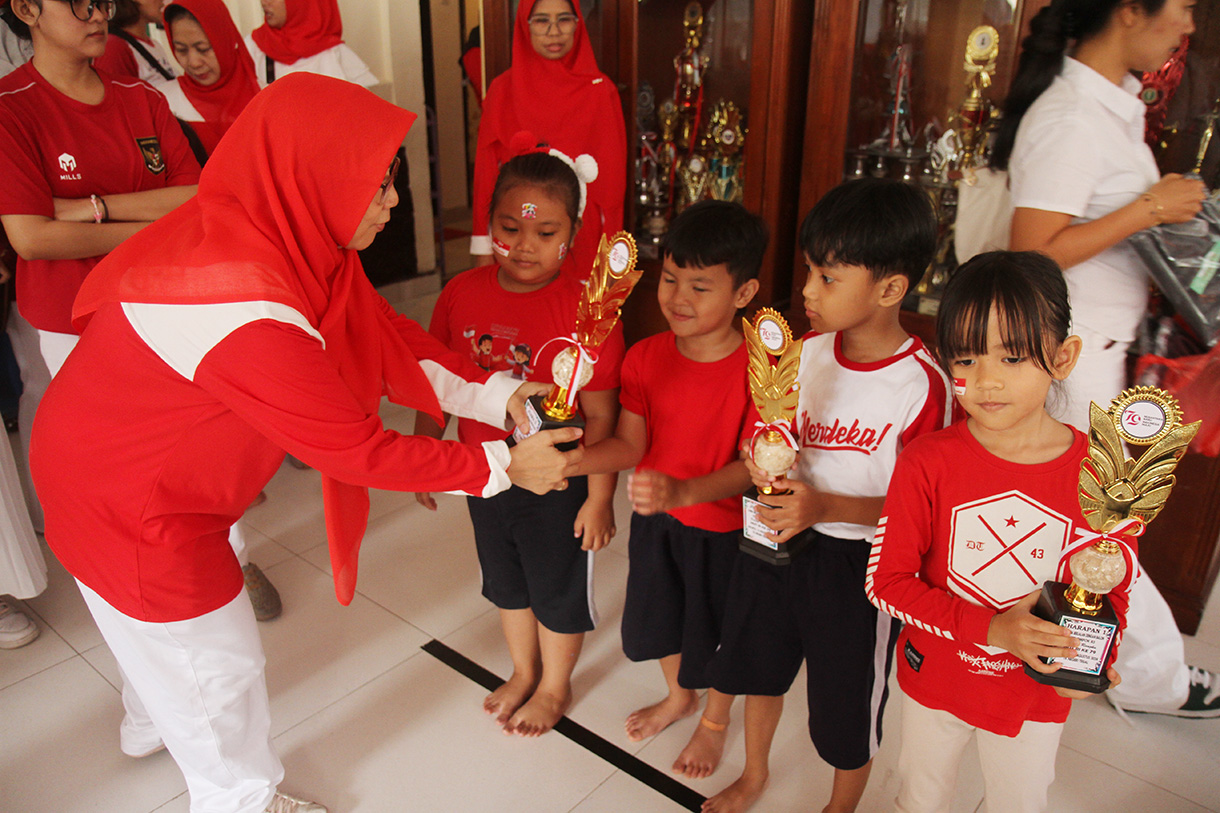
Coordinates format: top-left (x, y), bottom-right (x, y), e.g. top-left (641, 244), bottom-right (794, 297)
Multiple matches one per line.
top-left (512, 393), bottom-right (584, 452)
top-left (1023, 581), bottom-right (1118, 694)
top-left (739, 486), bottom-right (813, 565)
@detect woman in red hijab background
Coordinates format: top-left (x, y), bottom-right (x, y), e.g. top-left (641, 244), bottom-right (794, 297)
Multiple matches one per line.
top-left (245, 0), bottom-right (375, 87)
top-left (161, 0), bottom-right (260, 159)
top-left (30, 74), bottom-right (580, 813)
top-left (470, 0), bottom-right (626, 277)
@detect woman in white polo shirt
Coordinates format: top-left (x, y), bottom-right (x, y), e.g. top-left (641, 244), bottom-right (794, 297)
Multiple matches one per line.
top-left (992, 0), bottom-right (1213, 718)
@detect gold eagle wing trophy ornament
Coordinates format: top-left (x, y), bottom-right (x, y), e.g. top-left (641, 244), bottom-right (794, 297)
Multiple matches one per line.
top-left (1027, 386), bottom-right (1200, 693)
top-left (513, 233), bottom-right (643, 450)
top-left (740, 308), bottom-right (808, 564)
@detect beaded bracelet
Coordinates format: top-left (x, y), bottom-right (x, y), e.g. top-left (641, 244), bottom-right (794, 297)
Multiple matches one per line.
top-left (89, 194), bottom-right (108, 224)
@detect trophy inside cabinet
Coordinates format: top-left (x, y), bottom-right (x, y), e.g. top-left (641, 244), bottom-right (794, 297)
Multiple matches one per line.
top-left (842, 0), bottom-right (1030, 316)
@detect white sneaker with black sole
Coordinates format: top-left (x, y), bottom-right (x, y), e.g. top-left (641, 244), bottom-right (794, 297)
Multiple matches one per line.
top-left (1107, 665), bottom-right (1220, 718)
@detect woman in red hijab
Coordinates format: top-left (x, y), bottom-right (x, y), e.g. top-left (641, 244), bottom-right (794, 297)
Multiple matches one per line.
top-left (245, 0), bottom-right (375, 87)
top-left (470, 0), bottom-right (626, 277)
top-left (30, 74), bottom-right (579, 813)
top-left (161, 0), bottom-right (260, 159)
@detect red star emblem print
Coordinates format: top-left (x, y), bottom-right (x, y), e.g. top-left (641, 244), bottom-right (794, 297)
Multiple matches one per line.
top-left (947, 491), bottom-right (1071, 610)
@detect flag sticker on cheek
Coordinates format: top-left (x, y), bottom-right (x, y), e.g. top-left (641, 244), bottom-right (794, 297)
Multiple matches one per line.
top-left (954, 377), bottom-right (966, 396)
top-left (493, 237), bottom-right (511, 257)
top-left (522, 203), bottom-right (538, 219)
top-left (558, 243), bottom-right (568, 261)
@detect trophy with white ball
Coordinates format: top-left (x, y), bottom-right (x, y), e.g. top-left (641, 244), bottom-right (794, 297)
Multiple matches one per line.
top-left (740, 309), bottom-right (808, 564)
top-left (513, 232), bottom-right (642, 451)
top-left (1026, 387), bottom-right (1199, 692)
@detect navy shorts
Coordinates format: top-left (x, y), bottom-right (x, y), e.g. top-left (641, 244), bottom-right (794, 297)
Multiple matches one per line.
top-left (466, 476), bottom-right (595, 634)
top-left (706, 530), bottom-right (901, 770)
top-left (621, 512), bottom-right (739, 689)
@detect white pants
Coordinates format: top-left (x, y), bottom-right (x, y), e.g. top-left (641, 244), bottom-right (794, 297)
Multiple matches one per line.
top-left (895, 696), bottom-right (1063, 813)
top-left (1052, 325), bottom-right (1190, 709)
top-left (34, 327), bottom-right (77, 377)
top-left (6, 305), bottom-right (47, 531)
top-left (77, 580), bottom-right (282, 813)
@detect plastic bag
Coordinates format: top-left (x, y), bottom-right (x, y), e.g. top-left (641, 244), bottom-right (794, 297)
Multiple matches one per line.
top-left (1135, 343), bottom-right (1220, 456)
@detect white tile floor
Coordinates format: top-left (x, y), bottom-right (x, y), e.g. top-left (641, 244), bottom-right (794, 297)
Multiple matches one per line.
top-left (2, 273), bottom-right (1219, 813)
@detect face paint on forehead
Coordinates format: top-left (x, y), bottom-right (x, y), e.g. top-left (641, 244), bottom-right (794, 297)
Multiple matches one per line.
top-left (522, 202), bottom-right (538, 219)
top-left (493, 237), bottom-right (512, 257)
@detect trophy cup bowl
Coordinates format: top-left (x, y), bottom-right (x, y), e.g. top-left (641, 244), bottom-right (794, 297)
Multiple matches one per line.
top-left (1025, 388), bottom-right (1200, 693)
top-left (519, 346), bottom-right (595, 452)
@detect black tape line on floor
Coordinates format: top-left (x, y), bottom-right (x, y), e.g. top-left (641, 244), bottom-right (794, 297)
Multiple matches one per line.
top-left (421, 639), bottom-right (706, 812)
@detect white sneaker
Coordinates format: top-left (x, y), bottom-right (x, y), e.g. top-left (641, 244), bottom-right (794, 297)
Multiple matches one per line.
top-left (265, 791), bottom-right (328, 813)
top-left (0, 598), bottom-right (39, 649)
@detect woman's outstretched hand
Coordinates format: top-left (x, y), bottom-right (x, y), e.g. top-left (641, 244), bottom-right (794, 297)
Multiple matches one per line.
top-left (507, 427), bottom-right (584, 494)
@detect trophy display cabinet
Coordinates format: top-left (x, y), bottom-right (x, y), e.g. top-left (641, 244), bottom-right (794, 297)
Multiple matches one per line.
top-left (481, 0), bottom-right (815, 344)
top-left (794, 0), bottom-right (1219, 633)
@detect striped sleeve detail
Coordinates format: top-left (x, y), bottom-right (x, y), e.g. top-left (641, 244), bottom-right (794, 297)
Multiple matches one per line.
top-left (867, 516), bottom-right (958, 641)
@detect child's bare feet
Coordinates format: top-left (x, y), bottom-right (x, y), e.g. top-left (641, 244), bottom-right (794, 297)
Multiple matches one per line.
top-left (672, 716), bottom-right (728, 779)
top-left (702, 770), bottom-right (768, 813)
top-left (625, 692), bottom-right (699, 742)
top-left (506, 686), bottom-right (571, 737)
top-left (484, 672), bottom-right (537, 727)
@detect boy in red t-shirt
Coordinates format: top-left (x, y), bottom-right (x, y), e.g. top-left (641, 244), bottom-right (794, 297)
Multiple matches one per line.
top-left (575, 201), bottom-right (764, 779)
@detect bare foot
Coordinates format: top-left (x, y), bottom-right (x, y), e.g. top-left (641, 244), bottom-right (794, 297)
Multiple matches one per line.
top-left (702, 772), bottom-right (768, 813)
top-left (673, 718), bottom-right (728, 779)
top-left (484, 673), bottom-right (537, 728)
top-left (506, 687), bottom-right (571, 737)
top-left (624, 692), bottom-right (699, 742)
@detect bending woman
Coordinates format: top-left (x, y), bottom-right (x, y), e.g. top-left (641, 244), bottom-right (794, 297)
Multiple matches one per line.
top-left (993, 0), bottom-right (1214, 719)
top-left (30, 74), bottom-right (580, 813)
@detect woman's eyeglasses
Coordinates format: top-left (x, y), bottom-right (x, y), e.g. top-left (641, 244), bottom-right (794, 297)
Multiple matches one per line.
top-left (59, 0), bottom-right (117, 22)
top-left (527, 13), bottom-right (578, 36)
top-left (377, 156), bottom-right (401, 206)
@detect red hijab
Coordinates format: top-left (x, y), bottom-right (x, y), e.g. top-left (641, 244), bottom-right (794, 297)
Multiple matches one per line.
top-left (487, 0), bottom-right (606, 153)
top-left (165, 0), bottom-right (260, 155)
top-left (250, 0), bottom-right (344, 65)
top-left (74, 74), bottom-right (434, 606)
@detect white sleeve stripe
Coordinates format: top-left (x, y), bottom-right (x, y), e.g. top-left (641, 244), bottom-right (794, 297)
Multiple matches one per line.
top-left (866, 520), bottom-right (956, 641)
top-left (441, 440), bottom-right (511, 498)
top-left (418, 362), bottom-right (518, 429)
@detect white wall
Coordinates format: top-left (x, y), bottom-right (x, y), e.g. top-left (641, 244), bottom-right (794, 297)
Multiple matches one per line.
top-left (430, 0), bottom-right (469, 213)
top-left (223, 0), bottom-right (438, 273)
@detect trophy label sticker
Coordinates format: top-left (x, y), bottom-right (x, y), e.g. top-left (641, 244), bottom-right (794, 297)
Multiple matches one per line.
top-left (1119, 400), bottom-right (1167, 442)
top-left (608, 240), bottom-right (632, 275)
top-left (757, 319), bottom-right (785, 353)
top-left (742, 496), bottom-right (779, 549)
top-left (512, 398), bottom-right (545, 443)
top-left (1048, 616), bottom-right (1117, 676)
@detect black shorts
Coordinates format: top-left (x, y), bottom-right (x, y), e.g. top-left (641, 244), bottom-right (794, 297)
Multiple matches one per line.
top-left (466, 476), bottom-right (595, 634)
top-left (706, 530), bottom-right (901, 770)
top-left (620, 512), bottom-right (739, 689)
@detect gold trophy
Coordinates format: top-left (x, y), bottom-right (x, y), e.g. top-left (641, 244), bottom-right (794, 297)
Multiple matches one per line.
top-left (514, 233), bottom-right (642, 451)
top-left (740, 309), bottom-right (808, 564)
top-left (1026, 387), bottom-right (1200, 693)
top-left (1190, 97), bottom-right (1219, 178)
top-left (957, 25), bottom-right (999, 171)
